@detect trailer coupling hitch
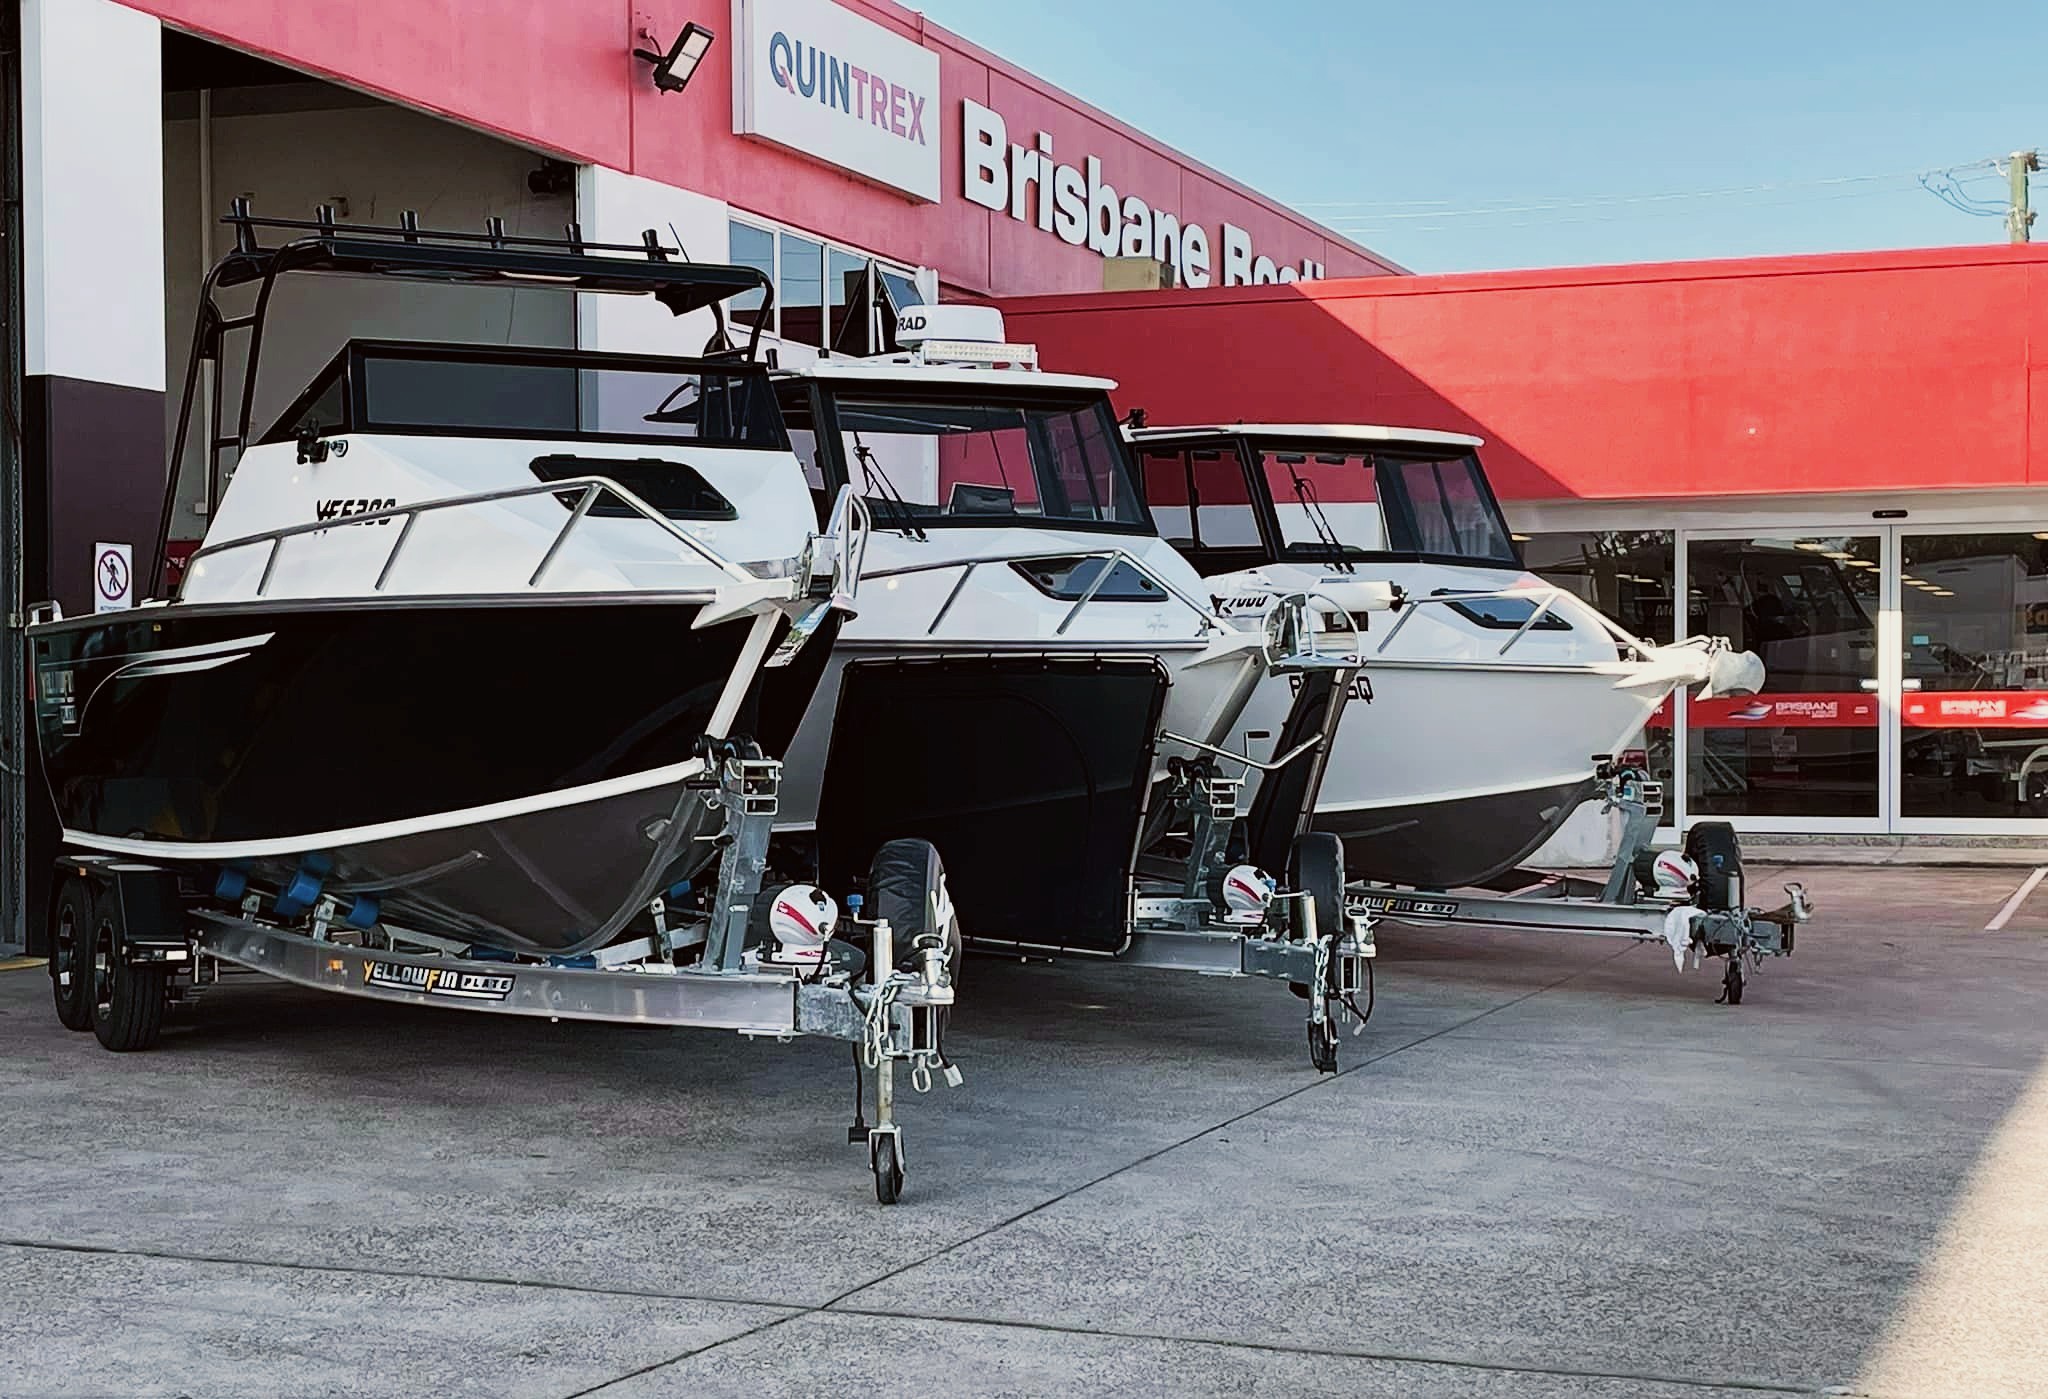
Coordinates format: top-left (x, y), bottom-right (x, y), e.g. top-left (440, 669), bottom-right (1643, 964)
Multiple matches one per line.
top-left (1755, 881), bottom-right (1814, 929)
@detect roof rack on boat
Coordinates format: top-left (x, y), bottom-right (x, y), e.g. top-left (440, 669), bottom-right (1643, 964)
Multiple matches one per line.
top-left (213, 196), bottom-right (768, 317)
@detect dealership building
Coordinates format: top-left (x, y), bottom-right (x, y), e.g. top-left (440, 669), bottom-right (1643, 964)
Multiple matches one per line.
top-left (4, 0), bottom-right (2045, 952)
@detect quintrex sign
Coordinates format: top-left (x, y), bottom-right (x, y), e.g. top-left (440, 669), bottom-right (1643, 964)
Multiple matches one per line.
top-left (733, 0), bottom-right (942, 202)
top-left (961, 100), bottom-right (1327, 287)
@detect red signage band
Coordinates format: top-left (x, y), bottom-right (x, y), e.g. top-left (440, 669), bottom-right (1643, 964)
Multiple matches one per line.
top-left (1644, 692), bottom-right (2048, 728)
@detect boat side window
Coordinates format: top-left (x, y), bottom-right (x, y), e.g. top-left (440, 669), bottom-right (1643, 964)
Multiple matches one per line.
top-left (347, 350), bottom-right (790, 449)
top-left (1011, 555), bottom-right (1170, 602)
top-left (1378, 454), bottom-right (1518, 564)
top-left (828, 394), bottom-right (1150, 531)
top-left (1434, 589), bottom-right (1572, 631)
top-left (769, 383), bottom-right (834, 524)
top-left (1135, 448), bottom-right (1196, 546)
top-left (274, 362), bottom-right (349, 440)
top-left (528, 455), bottom-right (737, 521)
top-left (1260, 449), bottom-right (1384, 556)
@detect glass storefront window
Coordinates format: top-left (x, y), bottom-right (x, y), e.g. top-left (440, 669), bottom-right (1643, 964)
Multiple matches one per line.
top-left (727, 221), bottom-right (775, 333)
top-left (1899, 533), bottom-right (2048, 818)
top-left (1685, 536), bottom-right (1880, 818)
top-left (825, 248), bottom-right (867, 351)
top-left (778, 232), bottom-right (823, 347)
top-left (1521, 531), bottom-right (1677, 798)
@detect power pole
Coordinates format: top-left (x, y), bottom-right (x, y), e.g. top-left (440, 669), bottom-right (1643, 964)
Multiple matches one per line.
top-left (2009, 150), bottom-right (2038, 243)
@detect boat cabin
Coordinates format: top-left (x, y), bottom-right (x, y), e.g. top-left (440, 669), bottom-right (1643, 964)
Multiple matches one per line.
top-left (1125, 424), bottom-right (1524, 578)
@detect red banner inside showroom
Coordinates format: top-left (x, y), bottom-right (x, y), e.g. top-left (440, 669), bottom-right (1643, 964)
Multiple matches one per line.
top-left (1644, 693), bottom-right (2048, 729)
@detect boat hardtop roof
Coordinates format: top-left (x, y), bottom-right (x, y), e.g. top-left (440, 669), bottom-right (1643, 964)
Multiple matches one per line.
top-left (1129, 423), bottom-right (1485, 451)
top-left (778, 357), bottom-right (1118, 395)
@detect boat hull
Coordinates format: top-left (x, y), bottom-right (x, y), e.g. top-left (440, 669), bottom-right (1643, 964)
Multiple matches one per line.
top-left (1232, 659), bottom-right (1666, 889)
top-left (30, 597), bottom-right (832, 951)
top-left (812, 654), bottom-right (1170, 952)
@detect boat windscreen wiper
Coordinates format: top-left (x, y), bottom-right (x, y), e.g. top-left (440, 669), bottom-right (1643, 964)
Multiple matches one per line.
top-left (1289, 468), bottom-right (1353, 573)
top-left (852, 432), bottom-right (926, 540)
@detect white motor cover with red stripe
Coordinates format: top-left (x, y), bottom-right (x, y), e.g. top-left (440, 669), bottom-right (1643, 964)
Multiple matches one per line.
top-left (768, 884), bottom-right (839, 963)
top-left (1651, 851), bottom-right (1698, 900)
top-left (1221, 864), bottom-right (1276, 925)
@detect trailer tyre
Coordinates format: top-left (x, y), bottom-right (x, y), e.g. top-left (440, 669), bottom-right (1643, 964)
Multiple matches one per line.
top-left (49, 877), bottom-right (95, 1031)
top-left (1685, 822), bottom-right (1742, 912)
top-left (871, 1130), bottom-right (904, 1205)
top-left (866, 839), bottom-right (961, 981)
top-left (88, 890), bottom-right (168, 1053)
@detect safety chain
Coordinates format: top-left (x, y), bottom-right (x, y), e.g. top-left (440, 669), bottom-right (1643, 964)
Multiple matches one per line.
top-left (859, 977), bottom-right (900, 1070)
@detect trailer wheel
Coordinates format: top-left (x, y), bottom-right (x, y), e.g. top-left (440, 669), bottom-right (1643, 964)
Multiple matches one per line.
top-left (871, 1130), bottom-right (904, 1205)
top-left (49, 877), bottom-right (95, 1031)
top-left (1288, 831), bottom-right (1347, 954)
top-left (1307, 1017), bottom-right (1339, 1074)
top-left (1719, 954), bottom-right (1746, 1006)
top-left (1685, 822), bottom-right (1743, 912)
top-left (88, 890), bottom-right (168, 1053)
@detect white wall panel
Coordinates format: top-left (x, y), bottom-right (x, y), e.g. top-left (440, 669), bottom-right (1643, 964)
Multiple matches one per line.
top-left (22, 0), bottom-right (165, 390)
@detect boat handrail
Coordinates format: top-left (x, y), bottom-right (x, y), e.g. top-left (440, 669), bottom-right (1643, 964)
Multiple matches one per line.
top-left (184, 474), bottom-right (767, 598)
top-left (875, 547), bottom-right (1226, 638)
top-left (1370, 585), bottom-right (1665, 662)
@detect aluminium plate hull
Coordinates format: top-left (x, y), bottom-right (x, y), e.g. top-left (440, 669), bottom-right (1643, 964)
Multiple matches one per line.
top-left (30, 596), bottom-right (834, 950)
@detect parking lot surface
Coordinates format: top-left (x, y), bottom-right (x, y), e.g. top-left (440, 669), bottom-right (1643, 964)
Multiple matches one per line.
top-left (4, 862), bottom-right (2046, 1397)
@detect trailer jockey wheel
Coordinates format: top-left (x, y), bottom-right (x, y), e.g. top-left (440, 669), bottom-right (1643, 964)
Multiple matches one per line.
top-left (1307, 1017), bottom-right (1339, 1074)
top-left (48, 876), bottom-right (96, 1032)
top-left (87, 886), bottom-right (169, 1053)
top-left (1719, 954), bottom-right (1745, 1006)
top-left (871, 1130), bottom-right (904, 1205)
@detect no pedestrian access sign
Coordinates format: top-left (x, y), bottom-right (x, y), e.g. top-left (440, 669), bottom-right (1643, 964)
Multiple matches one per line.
top-left (94, 542), bottom-right (133, 613)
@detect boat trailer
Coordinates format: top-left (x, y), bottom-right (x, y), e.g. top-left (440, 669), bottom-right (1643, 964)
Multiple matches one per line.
top-left (1347, 765), bottom-right (1812, 1004)
top-left (46, 745), bottom-right (961, 1205)
top-left (969, 601), bottom-right (1382, 1074)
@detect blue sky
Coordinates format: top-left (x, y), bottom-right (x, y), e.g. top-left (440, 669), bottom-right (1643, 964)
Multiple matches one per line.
top-left (907, 0), bottom-right (2048, 273)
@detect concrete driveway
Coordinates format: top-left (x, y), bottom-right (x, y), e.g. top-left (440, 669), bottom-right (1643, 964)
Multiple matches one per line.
top-left (3, 862), bottom-right (2045, 1397)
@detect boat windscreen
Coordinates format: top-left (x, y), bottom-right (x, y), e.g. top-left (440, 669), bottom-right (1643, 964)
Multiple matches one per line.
top-left (345, 349), bottom-right (788, 449)
top-left (1255, 447), bottom-right (1517, 565)
top-left (821, 393), bottom-right (1149, 532)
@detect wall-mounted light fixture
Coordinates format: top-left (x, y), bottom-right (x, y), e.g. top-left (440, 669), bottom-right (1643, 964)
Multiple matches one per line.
top-left (634, 22), bottom-right (715, 95)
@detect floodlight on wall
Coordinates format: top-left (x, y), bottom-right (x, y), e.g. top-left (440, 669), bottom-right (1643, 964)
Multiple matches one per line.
top-left (634, 22), bottom-right (715, 94)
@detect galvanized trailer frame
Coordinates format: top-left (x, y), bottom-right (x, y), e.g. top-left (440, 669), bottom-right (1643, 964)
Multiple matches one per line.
top-left (1346, 767), bottom-right (1813, 1004)
top-left (49, 749), bottom-right (960, 1205)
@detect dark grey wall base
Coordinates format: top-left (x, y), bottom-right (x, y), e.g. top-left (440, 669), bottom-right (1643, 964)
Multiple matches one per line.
top-left (19, 373), bottom-right (166, 951)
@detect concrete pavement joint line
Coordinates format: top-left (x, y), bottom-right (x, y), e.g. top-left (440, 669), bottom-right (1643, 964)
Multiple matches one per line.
top-left (556, 1312), bottom-right (802, 1399)
top-left (0, 1237), bottom-right (801, 1315)
top-left (826, 942), bottom-right (1647, 1312)
top-left (821, 1303), bottom-right (1847, 1396)
top-left (1423, 1032), bottom-right (2037, 1076)
top-left (554, 950), bottom-right (1641, 1397)
top-left (1982, 865), bottom-right (2047, 931)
